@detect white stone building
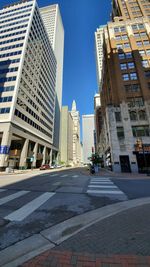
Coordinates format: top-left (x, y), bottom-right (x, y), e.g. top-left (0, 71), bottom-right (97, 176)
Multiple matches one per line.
top-left (95, 26), bottom-right (105, 91)
top-left (40, 4), bottom-right (64, 150)
top-left (0, 0), bottom-right (57, 170)
top-left (82, 114), bottom-right (95, 164)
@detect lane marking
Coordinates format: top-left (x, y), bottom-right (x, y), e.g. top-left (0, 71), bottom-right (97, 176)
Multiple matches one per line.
top-left (5, 192), bottom-right (55, 222)
top-left (72, 175), bottom-right (79, 178)
top-left (50, 174), bottom-right (58, 177)
top-left (90, 181), bottom-right (113, 184)
top-left (0, 189), bottom-right (7, 192)
top-left (40, 173), bottom-right (50, 176)
top-left (60, 175), bottom-right (68, 177)
top-left (0, 191), bottom-right (29, 205)
top-left (87, 189), bottom-right (124, 195)
top-left (88, 185), bottom-right (117, 188)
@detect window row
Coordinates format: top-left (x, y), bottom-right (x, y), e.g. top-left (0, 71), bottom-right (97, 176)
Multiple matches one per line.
top-left (136, 40), bottom-right (150, 46)
top-left (129, 110), bottom-right (147, 121)
top-left (0, 43), bottom-right (23, 52)
top-left (122, 72), bottom-right (138, 81)
top-left (117, 125), bottom-right (150, 139)
top-left (0, 67), bottom-right (18, 74)
top-left (0, 86), bottom-right (14, 92)
top-left (0, 58), bottom-right (20, 65)
top-left (0, 18), bottom-right (29, 30)
top-left (14, 109), bottom-right (52, 139)
top-left (118, 52), bottom-right (132, 59)
top-left (0, 76), bottom-right (16, 83)
top-left (0, 7), bottom-right (32, 21)
top-left (120, 62), bottom-right (135, 70)
top-left (0, 36), bottom-right (25, 45)
top-left (0, 30), bottom-right (26, 39)
top-left (0, 3), bottom-right (32, 17)
top-left (124, 84), bottom-right (140, 92)
top-left (0, 96), bottom-right (12, 103)
top-left (0, 107), bottom-right (10, 114)
top-left (0, 50), bottom-right (22, 58)
top-left (0, 23), bottom-right (27, 34)
top-left (116, 43), bottom-right (131, 50)
top-left (0, 12), bottom-right (31, 26)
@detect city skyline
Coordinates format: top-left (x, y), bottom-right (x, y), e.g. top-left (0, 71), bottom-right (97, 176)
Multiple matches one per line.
top-left (0, 0), bottom-right (111, 117)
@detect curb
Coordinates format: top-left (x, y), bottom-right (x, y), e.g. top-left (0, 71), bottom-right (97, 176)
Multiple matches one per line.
top-left (1, 196), bottom-right (150, 267)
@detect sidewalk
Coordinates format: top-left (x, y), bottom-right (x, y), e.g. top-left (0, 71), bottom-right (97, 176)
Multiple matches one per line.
top-left (20, 203), bottom-right (150, 267)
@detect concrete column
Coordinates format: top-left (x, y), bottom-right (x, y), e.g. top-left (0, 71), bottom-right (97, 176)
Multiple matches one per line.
top-left (19, 139), bottom-right (29, 169)
top-left (32, 142), bottom-right (38, 168)
top-left (0, 125), bottom-right (12, 170)
top-left (49, 149), bottom-right (52, 166)
top-left (42, 146), bottom-right (46, 165)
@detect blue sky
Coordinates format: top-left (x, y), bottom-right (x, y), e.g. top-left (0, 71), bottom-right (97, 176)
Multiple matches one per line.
top-left (0, 0), bottom-right (111, 116)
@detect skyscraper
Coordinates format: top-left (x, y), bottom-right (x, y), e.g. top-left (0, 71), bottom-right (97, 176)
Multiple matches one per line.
top-left (96, 0), bottom-right (150, 173)
top-left (40, 4), bottom-right (64, 151)
top-left (95, 26), bottom-right (105, 91)
top-left (82, 115), bottom-right (95, 164)
top-left (70, 100), bottom-right (81, 165)
top-left (0, 0), bottom-right (57, 170)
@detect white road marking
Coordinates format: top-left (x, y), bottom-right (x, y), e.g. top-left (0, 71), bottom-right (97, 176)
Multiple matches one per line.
top-left (0, 189), bottom-right (7, 192)
top-left (72, 175), bottom-right (79, 178)
top-left (90, 181), bottom-right (113, 184)
top-left (87, 189), bottom-right (124, 195)
top-left (5, 192), bottom-right (55, 222)
top-left (60, 175), bottom-right (68, 177)
top-left (0, 191), bottom-right (29, 205)
top-left (40, 173), bottom-right (50, 176)
top-left (88, 185), bottom-right (117, 188)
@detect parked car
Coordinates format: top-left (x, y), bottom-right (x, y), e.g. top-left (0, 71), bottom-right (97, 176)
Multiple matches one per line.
top-left (40, 164), bottom-right (50, 170)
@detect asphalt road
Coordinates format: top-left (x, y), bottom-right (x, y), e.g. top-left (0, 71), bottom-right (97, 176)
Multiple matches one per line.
top-left (0, 167), bottom-right (150, 250)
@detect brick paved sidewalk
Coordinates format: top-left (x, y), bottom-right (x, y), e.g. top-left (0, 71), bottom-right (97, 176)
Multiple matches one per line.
top-left (21, 250), bottom-right (150, 267)
top-left (20, 204), bottom-right (150, 267)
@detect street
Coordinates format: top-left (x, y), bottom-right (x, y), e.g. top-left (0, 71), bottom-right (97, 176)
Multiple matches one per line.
top-left (0, 167), bottom-right (150, 251)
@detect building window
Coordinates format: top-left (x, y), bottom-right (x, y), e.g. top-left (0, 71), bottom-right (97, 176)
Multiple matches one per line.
top-left (120, 63), bottom-right (127, 70)
top-left (129, 111), bottom-right (137, 121)
top-left (115, 112), bottom-right (122, 122)
top-left (0, 107), bottom-right (10, 114)
top-left (145, 70), bottom-right (150, 78)
top-left (132, 126), bottom-right (150, 137)
top-left (122, 73), bottom-right (129, 81)
top-left (128, 97), bottom-right (144, 108)
top-left (125, 52), bottom-right (132, 58)
top-left (138, 110), bottom-right (147, 120)
top-left (119, 53), bottom-right (125, 59)
top-left (142, 60), bottom-right (149, 68)
top-left (117, 127), bottom-right (125, 139)
top-left (128, 62), bottom-right (135, 69)
top-left (130, 72), bottom-right (137, 80)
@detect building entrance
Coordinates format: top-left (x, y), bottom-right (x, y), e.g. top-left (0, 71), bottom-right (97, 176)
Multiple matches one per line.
top-left (136, 153), bottom-right (150, 173)
top-left (120, 155), bottom-right (131, 173)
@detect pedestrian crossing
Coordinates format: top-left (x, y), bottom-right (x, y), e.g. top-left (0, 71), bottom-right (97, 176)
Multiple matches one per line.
top-left (87, 177), bottom-right (127, 200)
top-left (41, 173), bottom-right (79, 178)
top-left (0, 189), bottom-right (56, 222)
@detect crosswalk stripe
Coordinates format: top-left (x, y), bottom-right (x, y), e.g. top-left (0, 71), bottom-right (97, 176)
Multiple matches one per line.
top-left (5, 192), bottom-right (55, 222)
top-left (90, 181), bottom-right (113, 184)
top-left (87, 189), bottom-right (124, 195)
top-left (60, 175), bottom-right (68, 177)
top-left (0, 189), bottom-right (7, 192)
top-left (72, 175), bottom-right (79, 178)
top-left (88, 185), bottom-right (117, 188)
top-left (0, 191), bottom-right (29, 205)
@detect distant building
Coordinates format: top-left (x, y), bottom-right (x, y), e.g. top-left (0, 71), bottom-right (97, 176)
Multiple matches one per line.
top-left (70, 100), bottom-right (81, 165)
top-left (82, 115), bottom-right (95, 164)
top-left (60, 106), bottom-right (73, 165)
top-left (40, 4), bottom-right (64, 151)
top-left (0, 0), bottom-right (57, 170)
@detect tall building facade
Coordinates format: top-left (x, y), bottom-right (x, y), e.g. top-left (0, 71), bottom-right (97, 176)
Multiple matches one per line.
top-left (82, 114), bottom-right (95, 164)
top-left (95, 26), bottom-right (105, 91)
top-left (40, 5), bottom-right (64, 150)
top-left (60, 106), bottom-right (73, 165)
top-left (70, 100), bottom-right (81, 165)
top-left (0, 0), bottom-right (57, 170)
top-left (96, 0), bottom-right (150, 173)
